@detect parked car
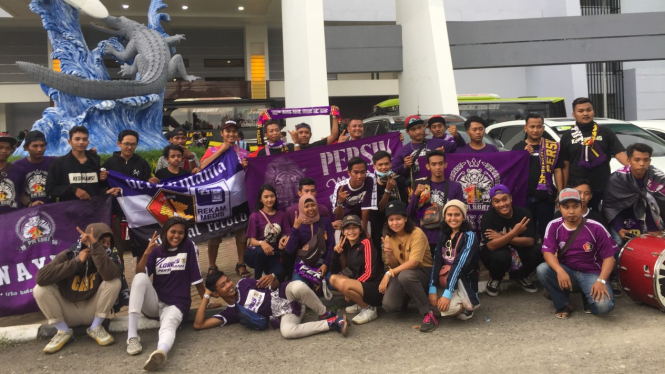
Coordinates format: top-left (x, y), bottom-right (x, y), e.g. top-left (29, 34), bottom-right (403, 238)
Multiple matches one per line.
top-left (486, 118), bottom-right (665, 171)
top-left (629, 120), bottom-right (665, 142)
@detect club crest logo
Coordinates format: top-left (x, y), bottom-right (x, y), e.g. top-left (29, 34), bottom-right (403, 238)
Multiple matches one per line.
top-left (583, 242), bottom-right (593, 252)
top-left (0, 178), bottom-right (17, 207)
top-left (25, 170), bottom-right (48, 198)
top-left (15, 211), bottom-right (57, 251)
top-left (147, 189), bottom-right (196, 225)
top-left (449, 158), bottom-right (500, 208)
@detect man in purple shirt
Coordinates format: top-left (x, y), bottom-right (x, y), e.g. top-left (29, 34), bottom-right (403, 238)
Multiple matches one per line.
top-left (427, 114), bottom-right (466, 147)
top-left (331, 157), bottom-right (377, 233)
top-left (407, 150), bottom-right (464, 247)
top-left (0, 132), bottom-right (25, 214)
top-left (455, 116), bottom-right (499, 153)
top-left (14, 130), bottom-right (55, 207)
top-left (537, 189), bottom-right (618, 318)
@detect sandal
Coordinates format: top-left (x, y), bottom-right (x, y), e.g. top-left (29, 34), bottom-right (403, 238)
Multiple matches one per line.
top-left (555, 304), bottom-right (574, 319)
top-left (236, 263), bottom-right (251, 278)
top-left (207, 265), bottom-right (219, 275)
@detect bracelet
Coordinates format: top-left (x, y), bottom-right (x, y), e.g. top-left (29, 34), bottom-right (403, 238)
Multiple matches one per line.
top-left (258, 240), bottom-right (263, 246)
top-left (203, 294), bottom-right (211, 300)
top-left (389, 269), bottom-right (395, 278)
top-left (596, 278), bottom-right (606, 284)
top-left (385, 271), bottom-right (392, 278)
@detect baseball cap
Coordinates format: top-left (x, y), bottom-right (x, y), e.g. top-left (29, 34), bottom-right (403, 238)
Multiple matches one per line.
top-left (385, 200), bottom-right (408, 217)
top-left (489, 184), bottom-right (511, 199)
top-left (341, 215), bottom-right (362, 229)
top-left (404, 115), bottom-right (424, 130)
top-left (558, 188), bottom-right (582, 204)
top-left (295, 123), bottom-right (311, 131)
top-left (173, 127), bottom-right (187, 137)
top-left (24, 130), bottom-right (46, 146)
top-left (0, 132), bottom-right (17, 147)
top-left (222, 120), bottom-right (238, 130)
top-left (427, 115), bottom-right (447, 127)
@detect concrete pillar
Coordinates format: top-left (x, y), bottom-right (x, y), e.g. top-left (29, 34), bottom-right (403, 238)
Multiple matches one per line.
top-left (281, 0), bottom-right (330, 141)
top-left (396, 0), bottom-right (459, 116)
top-left (245, 24), bottom-right (270, 100)
top-left (0, 104), bottom-right (7, 132)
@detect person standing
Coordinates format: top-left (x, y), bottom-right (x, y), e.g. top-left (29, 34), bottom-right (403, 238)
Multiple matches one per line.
top-left (331, 157), bottom-right (377, 233)
top-left (0, 132), bottom-right (25, 213)
top-left (14, 130), bottom-right (55, 207)
top-left (155, 127), bottom-right (200, 173)
top-left (337, 118), bottom-right (365, 142)
top-left (511, 114), bottom-right (564, 239)
top-left (290, 106), bottom-right (341, 149)
top-left (154, 145), bottom-right (191, 181)
top-left (256, 120), bottom-right (294, 156)
top-left (427, 115), bottom-right (466, 147)
top-left (559, 97), bottom-right (628, 211)
top-left (455, 116), bottom-right (499, 153)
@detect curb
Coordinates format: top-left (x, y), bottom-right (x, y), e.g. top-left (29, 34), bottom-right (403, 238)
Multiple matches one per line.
top-left (0, 323), bottom-right (41, 343)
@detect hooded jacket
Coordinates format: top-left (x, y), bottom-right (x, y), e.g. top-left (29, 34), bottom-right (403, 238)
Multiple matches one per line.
top-left (332, 233), bottom-right (383, 283)
top-left (45, 150), bottom-right (106, 201)
top-left (102, 152), bottom-right (153, 215)
top-left (36, 223), bottom-right (122, 303)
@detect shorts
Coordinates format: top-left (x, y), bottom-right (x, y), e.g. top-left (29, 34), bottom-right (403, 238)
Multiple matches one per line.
top-left (361, 280), bottom-right (383, 307)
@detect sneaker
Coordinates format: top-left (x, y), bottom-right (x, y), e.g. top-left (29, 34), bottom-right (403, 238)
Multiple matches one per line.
top-left (517, 278), bottom-right (538, 293)
top-left (610, 278), bottom-right (622, 297)
top-left (86, 325), bottom-right (114, 346)
top-left (43, 329), bottom-right (73, 354)
top-left (582, 294), bottom-right (592, 314)
top-left (345, 304), bottom-right (362, 314)
top-left (319, 310), bottom-right (337, 320)
top-left (456, 309), bottom-right (474, 321)
top-left (329, 315), bottom-right (348, 336)
top-left (352, 306), bottom-right (378, 325)
top-left (126, 337), bottom-right (142, 356)
top-left (486, 279), bottom-right (501, 297)
top-left (143, 349), bottom-right (167, 372)
top-left (419, 311), bottom-right (438, 333)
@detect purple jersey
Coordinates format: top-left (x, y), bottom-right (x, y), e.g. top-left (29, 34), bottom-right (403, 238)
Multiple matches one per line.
top-left (542, 218), bottom-right (619, 274)
top-left (285, 203), bottom-right (331, 227)
top-left (246, 210), bottom-right (291, 249)
top-left (455, 143), bottom-right (500, 153)
top-left (146, 240), bottom-right (203, 315)
top-left (213, 278), bottom-right (291, 325)
top-left (392, 138), bottom-right (457, 181)
top-left (331, 176), bottom-right (378, 216)
top-left (0, 163), bottom-right (26, 213)
top-left (407, 178), bottom-right (465, 244)
top-left (13, 157), bottom-right (55, 204)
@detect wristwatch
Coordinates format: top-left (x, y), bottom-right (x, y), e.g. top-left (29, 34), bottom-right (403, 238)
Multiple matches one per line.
top-left (596, 278), bottom-right (606, 284)
top-left (203, 294), bottom-right (211, 300)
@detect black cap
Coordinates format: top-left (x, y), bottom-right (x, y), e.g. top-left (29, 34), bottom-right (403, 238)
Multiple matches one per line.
top-left (341, 215), bottom-right (362, 229)
top-left (0, 132), bottom-right (17, 147)
top-left (385, 200), bottom-right (407, 217)
top-left (24, 130), bottom-right (46, 146)
top-left (222, 120), bottom-right (239, 130)
top-left (173, 127), bottom-right (187, 137)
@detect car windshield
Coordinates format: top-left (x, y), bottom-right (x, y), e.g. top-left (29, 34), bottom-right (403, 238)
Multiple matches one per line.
top-left (604, 123), bottom-right (665, 157)
top-left (400, 129), bottom-right (499, 148)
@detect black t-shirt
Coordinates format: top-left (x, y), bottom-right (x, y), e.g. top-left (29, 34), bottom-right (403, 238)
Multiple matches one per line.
top-left (257, 144), bottom-right (295, 157)
top-left (371, 174), bottom-right (409, 217)
top-left (559, 124), bottom-right (625, 192)
top-left (480, 206), bottom-right (536, 251)
top-left (553, 207), bottom-right (607, 226)
top-left (300, 138), bottom-right (327, 149)
top-left (512, 140), bottom-right (564, 199)
top-left (155, 168), bottom-right (190, 180)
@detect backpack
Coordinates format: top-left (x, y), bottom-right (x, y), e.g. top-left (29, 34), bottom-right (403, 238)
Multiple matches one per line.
top-left (419, 179), bottom-right (449, 230)
top-left (237, 303), bottom-right (269, 330)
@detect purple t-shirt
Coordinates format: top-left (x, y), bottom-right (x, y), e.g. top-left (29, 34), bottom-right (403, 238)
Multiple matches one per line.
top-left (331, 176), bottom-right (378, 217)
top-left (13, 157), bottom-right (55, 204)
top-left (285, 203), bottom-right (331, 227)
top-left (213, 278), bottom-right (291, 325)
top-left (146, 240), bottom-right (203, 315)
top-left (542, 218), bottom-right (619, 274)
top-left (407, 179), bottom-right (465, 244)
top-left (392, 138), bottom-right (457, 181)
top-left (455, 143), bottom-right (500, 153)
top-left (246, 210), bottom-right (291, 249)
top-left (0, 163), bottom-right (26, 214)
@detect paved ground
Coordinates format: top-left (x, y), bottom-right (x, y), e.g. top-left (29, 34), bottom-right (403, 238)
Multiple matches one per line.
top-left (1, 288), bottom-right (664, 373)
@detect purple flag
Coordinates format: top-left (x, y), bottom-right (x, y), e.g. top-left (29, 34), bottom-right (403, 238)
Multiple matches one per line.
top-left (418, 151), bottom-right (530, 230)
top-left (0, 196), bottom-right (112, 317)
top-left (245, 132), bottom-right (403, 212)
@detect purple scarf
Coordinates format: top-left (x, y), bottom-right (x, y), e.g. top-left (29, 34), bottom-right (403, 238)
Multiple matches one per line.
top-left (536, 138), bottom-right (561, 193)
top-left (265, 139), bottom-right (288, 156)
top-left (571, 123), bottom-right (607, 169)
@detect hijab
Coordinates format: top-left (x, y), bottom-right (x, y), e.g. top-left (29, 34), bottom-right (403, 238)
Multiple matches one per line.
top-left (298, 194), bottom-right (320, 225)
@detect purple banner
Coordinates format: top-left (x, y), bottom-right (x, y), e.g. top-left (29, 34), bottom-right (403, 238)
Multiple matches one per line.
top-left (418, 151), bottom-right (530, 230)
top-left (267, 106), bottom-right (331, 119)
top-left (245, 132), bottom-right (403, 212)
top-left (0, 196), bottom-right (112, 317)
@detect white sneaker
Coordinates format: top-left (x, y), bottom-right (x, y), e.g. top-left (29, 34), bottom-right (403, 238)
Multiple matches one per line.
top-left (345, 304), bottom-right (362, 314)
top-left (351, 306), bottom-right (378, 325)
top-left (43, 329), bottom-right (73, 354)
top-left (86, 325), bottom-right (114, 346)
top-left (126, 337), bottom-right (142, 355)
top-left (143, 349), bottom-right (167, 371)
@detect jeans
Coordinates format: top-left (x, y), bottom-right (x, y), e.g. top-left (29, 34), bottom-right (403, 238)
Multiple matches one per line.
top-left (536, 262), bottom-right (614, 315)
top-left (526, 196), bottom-right (555, 240)
top-left (480, 243), bottom-right (544, 281)
top-left (244, 246), bottom-right (286, 282)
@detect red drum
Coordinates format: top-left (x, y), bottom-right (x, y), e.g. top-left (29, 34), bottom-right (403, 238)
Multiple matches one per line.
top-left (618, 235), bottom-right (665, 311)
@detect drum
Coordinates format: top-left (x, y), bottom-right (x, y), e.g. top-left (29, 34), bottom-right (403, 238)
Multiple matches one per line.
top-left (618, 235), bottom-right (665, 311)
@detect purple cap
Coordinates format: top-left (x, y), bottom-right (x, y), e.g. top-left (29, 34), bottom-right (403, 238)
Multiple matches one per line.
top-left (489, 184), bottom-right (511, 199)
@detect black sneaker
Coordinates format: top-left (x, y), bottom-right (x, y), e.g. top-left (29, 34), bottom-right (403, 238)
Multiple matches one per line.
top-left (582, 294), bottom-right (591, 314)
top-left (456, 309), bottom-right (474, 321)
top-left (518, 278), bottom-right (538, 293)
top-left (419, 311), bottom-right (438, 333)
top-left (486, 279), bottom-right (501, 297)
top-left (610, 279), bottom-right (622, 297)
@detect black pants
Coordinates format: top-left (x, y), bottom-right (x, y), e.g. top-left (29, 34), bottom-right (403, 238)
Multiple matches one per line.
top-left (526, 196), bottom-right (555, 240)
top-left (480, 243), bottom-right (543, 281)
top-left (589, 190), bottom-right (604, 212)
top-left (369, 213), bottom-right (386, 268)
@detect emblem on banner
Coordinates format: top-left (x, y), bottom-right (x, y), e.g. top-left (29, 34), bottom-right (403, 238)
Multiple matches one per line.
top-left (15, 210), bottom-right (58, 251)
top-left (147, 189), bottom-right (196, 225)
top-left (449, 158), bottom-right (500, 208)
top-left (265, 158), bottom-right (307, 211)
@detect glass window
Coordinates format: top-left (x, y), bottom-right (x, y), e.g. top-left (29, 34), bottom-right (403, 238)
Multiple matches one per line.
top-left (605, 123), bottom-right (665, 157)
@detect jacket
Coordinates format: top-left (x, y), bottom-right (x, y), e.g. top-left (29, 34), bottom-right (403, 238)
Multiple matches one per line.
top-left (36, 223), bottom-right (123, 303)
top-left (102, 152), bottom-right (153, 215)
top-left (332, 234), bottom-right (383, 283)
top-left (428, 230), bottom-right (481, 308)
top-left (45, 151), bottom-right (105, 201)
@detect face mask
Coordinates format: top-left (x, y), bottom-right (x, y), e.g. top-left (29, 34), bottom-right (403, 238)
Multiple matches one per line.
top-left (375, 170), bottom-right (392, 178)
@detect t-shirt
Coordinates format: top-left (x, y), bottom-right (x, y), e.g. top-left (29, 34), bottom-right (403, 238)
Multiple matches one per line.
top-left (155, 152), bottom-right (200, 172)
top-left (201, 144), bottom-right (248, 163)
top-left (0, 163), bottom-right (26, 213)
top-left (386, 227), bottom-right (433, 268)
top-left (257, 144), bottom-right (295, 157)
top-left (559, 123), bottom-right (625, 192)
top-left (246, 210), bottom-right (291, 249)
top-left (480, 206), bottom-right (536, 251)
top-left (155, 167), bottom-right (190, 180)
top-left (542, 218), bottom-right (619, 273)
top-left (13, 157), bottom-right (55, 204)
top-left (511, 141), bottom-right (563, 199)
top-left (285, 203), bottom-right (331, 226)
top-left (392, 138), bottom-right (457, 181)
top-left (331, 176), bottom-right (378, 216)
top-left (300, 138), bottom-right (327, 149)
top-left (146, 241), bottom-right (203, 315)
top-left (213, 278), bottom-right (291, 325)
top-left (407, 178), bottom-right (465, 244)
top-left (371, 174), bottom-right (409, 218)
top-left (455, 143), bottom-right (500, 153)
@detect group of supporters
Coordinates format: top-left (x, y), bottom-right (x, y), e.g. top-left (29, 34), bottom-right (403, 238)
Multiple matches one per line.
top-left (2, 97), bottom-right (664, 371)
